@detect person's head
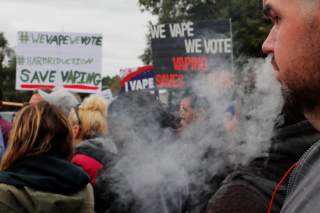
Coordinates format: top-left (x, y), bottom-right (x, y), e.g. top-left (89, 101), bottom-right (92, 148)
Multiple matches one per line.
top-left (0, 101), bottom-right (73, 171)
top-left (29, 89), bottom-right (51, 105)
top-left (262, 0), bottom-right (320, 111)
top-left (108, 91), bottom-right (175, 148)
top-left (38, 89), bottom-right (80, 117)
top-left (68, 95), bottom-right (108, 143)
top-left (180, 95), bottom-right (194, 129)
top-left (179, 90), bottom-right (210, 131)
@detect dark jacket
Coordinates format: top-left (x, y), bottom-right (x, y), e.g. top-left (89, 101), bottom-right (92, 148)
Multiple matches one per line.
top-left (206, 120), bottom-right (320, 213)
top-left (0, 155), bottom-right (93, 213)
top-left (280, 139), bottom-right (320, 212)
top-left (72, 136), bottom-right (117, 185)
top-left (72, 136), bottom-right (118, 213)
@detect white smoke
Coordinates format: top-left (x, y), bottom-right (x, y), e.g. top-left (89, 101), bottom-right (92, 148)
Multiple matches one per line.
top-left (104, 55), bottom-right (284, 212)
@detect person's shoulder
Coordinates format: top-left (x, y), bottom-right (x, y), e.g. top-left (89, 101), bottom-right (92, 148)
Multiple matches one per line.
top-left (206, 169), bottom-right (283, 213)
top-left (21, 184), bottom-right (94, 213)
top-left (0, 184), bottom-right (25, 213)
top-left (281, 140), bottom-right (320, 212)
top-left (206, 180), bottom-right (268, 213)
top-left (281, 148), bottom-right (320, 212)
top-left (287, 139), bottom-right (320, 194)
top-left (0, 183), bottom-right (24, 195)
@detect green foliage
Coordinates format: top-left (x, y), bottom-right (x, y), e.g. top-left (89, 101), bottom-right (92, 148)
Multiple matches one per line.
top-left (0, 33), bottom-right (31, 103)
top-left (138, 0), bottom-right (271, 63)
top-left (101, 75), bottom-right (121, 94)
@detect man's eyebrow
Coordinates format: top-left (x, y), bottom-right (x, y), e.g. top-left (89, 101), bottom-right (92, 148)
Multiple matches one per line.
top-left (263, 4), bottom-right (272, 17)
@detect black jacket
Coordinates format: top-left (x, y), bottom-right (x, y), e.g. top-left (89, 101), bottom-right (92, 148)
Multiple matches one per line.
top-left (73, 136), bottom-right (119, 213)
top-left (206, 120), bottom-right (320, 213)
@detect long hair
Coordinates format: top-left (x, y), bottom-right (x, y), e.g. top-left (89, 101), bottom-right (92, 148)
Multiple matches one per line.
top-left (69, 95), bottom-right (108, 140)
top-left (0, 101), bottom-right (74, 171)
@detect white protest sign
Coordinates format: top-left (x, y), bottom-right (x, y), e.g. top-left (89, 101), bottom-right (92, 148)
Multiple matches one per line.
top-left (97, 89), bottom-right (114, 103)
top-left (16, 31), bottom-right (103, 93)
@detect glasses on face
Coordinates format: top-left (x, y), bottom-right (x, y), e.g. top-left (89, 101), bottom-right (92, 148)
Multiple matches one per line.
top-left (74, 104), bottom-right (82, 126)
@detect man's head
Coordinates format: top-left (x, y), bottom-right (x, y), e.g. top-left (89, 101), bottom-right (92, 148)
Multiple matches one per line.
top-left (262, 0), bottom-right (320, 111)
top-left (179, 90), bottom-right (210, 131)
top-left (180, 96), bottom-right (194, 129)
top-left (108, 91), bottom-right (176, 147)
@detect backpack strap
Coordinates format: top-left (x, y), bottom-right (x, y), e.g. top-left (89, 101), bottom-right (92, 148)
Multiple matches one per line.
top-left (267, 161), bottom-right (298, 213)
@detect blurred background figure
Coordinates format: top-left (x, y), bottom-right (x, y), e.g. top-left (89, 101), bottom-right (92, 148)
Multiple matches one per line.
top-left (0, 90), bottom-right (12, 158)
top-left (0, 101), bottom-right (94, 212)
top-left (0, 129), bottom-right (4, 161)
top-left (223, 100), bottom-right (240, 133)
top-left (178, 89), bottom-right (210, 135)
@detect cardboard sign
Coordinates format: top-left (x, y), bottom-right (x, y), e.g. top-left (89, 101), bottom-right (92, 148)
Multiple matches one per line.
top-left (151, 20), bottom-right (233, 89)
top-left (16, 31), bottom-right (103, 93)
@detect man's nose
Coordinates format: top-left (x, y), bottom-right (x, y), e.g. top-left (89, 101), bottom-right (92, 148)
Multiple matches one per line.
top-left (262, 27), bottom-right (276, 54)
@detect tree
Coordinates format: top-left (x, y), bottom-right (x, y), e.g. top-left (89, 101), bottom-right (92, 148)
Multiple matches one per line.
top-left (138, 0), bottom-right (271, 63)
top-left (101, 75), bottom-right (121, 95)
top-left (0, 33), bottom-right (30, 103)
top-left (0, 33), bottom-right (9, 99)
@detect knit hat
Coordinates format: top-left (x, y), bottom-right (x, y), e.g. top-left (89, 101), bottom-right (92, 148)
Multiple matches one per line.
top-left (39, 90), bottom-right (79, 116)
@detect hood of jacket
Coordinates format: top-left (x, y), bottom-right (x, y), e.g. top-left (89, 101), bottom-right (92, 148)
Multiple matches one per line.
top-left (75, 136), bottom-right (117, 164)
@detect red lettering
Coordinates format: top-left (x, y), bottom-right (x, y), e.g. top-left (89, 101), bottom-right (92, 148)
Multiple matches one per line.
top-left (172, 56), bottom-right (208, 72)
top-left (155, 74), bottom-right (185, 88)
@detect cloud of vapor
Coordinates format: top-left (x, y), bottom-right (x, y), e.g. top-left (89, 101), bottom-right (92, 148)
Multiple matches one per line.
top-left (224, 56), bottom-right (284, 165)
top-left (103, 56), bottom-right (284, 212)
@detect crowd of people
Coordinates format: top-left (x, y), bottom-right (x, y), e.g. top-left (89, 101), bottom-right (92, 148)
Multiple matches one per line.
top-left (0, 0), bottom-right (320, 212)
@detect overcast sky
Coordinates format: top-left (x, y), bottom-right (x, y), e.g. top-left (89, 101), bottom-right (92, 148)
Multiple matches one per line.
top-left (0, 0), bottom-right (156, 77)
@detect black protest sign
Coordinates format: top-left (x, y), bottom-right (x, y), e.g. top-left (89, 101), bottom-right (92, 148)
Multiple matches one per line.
top-left (151, 19), bottom-right (233, 89)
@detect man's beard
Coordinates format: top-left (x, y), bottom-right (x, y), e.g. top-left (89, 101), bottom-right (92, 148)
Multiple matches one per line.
top-left (280, 86), bottom-right (305, 126)
top-left (282, 75), bottom-right (320, 113)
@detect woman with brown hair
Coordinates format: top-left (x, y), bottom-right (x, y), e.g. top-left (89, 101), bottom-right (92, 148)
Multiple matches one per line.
top-left (0, 101), bottom-right (94, 213)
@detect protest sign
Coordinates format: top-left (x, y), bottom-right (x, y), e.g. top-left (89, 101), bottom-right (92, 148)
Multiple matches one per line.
top-left (119, 67), bottom-right (135, 80)
top-left (120, 65), bottom-right (155, 93)
top-left (151, 19), bottom-right (233, 89)
top-left (16, 31), bottom-right (103, 93)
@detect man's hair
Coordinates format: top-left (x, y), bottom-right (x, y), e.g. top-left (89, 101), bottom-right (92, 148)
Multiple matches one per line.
top-left (0, 101), bottom-right (74, 170)
top-left (182, 88), bottom-right (210, 113)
